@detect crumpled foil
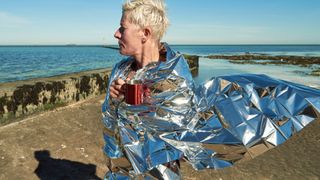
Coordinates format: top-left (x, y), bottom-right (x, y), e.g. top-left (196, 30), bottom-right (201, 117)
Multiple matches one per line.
top-left (102, 43), bottom-right (320, 179)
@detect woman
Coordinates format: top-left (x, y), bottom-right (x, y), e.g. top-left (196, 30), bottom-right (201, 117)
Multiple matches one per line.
top-left (102, 0), bottom-right (194, 179)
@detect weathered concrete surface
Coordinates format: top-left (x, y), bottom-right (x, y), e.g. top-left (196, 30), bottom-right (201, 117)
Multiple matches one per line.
top-left (0, 69), bottom-right (111, 124)
top-left (0, 95), bottom-right (319, 179)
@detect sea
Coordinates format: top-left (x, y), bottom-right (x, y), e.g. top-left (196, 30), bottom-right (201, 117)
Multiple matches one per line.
top-left (0, 45), bottom-right (320, 88)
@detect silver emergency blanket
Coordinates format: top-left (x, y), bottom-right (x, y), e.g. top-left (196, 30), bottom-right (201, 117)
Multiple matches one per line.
top-left (102, 43), bottom-right (320, 179)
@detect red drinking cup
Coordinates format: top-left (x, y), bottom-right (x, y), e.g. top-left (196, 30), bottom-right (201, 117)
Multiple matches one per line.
top-left (125, 80), bottom-right (143, 105)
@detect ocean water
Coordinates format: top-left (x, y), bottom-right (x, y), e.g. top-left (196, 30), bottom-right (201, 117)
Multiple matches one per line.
top-left (0, 46), bottom-right (123, 83)
top-left (0, 45), bottom-right (320, 87)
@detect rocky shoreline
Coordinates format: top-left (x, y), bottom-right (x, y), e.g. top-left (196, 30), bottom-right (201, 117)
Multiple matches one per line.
top-left (205, 54), bottom-right (320, 76)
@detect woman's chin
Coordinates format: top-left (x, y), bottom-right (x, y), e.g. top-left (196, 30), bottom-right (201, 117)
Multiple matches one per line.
top-left (119, 49), bottom-right (131, 56)
top-left (119, 50), bottom-right (127, 55)
top-left (118, 47), bottom-right (125, 55)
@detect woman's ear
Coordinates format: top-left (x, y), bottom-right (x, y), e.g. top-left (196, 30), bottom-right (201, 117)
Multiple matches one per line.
top-left (141, 27), bottom-right (152, 43)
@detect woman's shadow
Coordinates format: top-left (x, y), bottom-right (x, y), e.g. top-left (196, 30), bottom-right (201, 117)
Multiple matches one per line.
top-left (34, 150), bottom-right (101, 180)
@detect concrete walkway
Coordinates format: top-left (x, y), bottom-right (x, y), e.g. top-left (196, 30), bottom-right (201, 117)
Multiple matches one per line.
top-left (0, 95), bottom-right (319, 179)
top-left (0, 95), bottom-right (107, 180)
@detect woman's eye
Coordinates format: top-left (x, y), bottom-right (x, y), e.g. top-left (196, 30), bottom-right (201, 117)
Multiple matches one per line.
top-left (119, 27), bottom-right (125, 33)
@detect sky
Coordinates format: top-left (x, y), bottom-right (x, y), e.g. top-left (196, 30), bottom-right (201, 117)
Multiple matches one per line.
top-left (0, 0), bottom-right (320, 45)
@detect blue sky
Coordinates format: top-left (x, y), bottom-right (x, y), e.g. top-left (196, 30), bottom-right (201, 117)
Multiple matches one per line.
top-left (0, 0), bottom-right (319, 45)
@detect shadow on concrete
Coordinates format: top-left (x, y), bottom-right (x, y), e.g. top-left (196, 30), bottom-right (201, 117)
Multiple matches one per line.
top-left (34, 150), bottom-right (101, 180)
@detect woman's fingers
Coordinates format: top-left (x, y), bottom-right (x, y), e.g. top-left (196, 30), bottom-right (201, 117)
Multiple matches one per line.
top-left (109, 92), bottom-right (117, 98)
top-left (115, 78), bottom-right (126, 85)
top-left (109, 78), bottom-right (126, 98)
top-left (109, 86), bottom-right (120, 98)
top-left (114, 84), bottom-right (124, 92)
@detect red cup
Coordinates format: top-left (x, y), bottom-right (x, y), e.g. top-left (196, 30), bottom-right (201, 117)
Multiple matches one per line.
top-left (125, 80), bottom-right (143, 105)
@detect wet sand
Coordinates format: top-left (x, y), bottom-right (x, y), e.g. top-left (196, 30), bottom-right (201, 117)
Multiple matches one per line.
top-left (0, 95), bottom-right (319, 179)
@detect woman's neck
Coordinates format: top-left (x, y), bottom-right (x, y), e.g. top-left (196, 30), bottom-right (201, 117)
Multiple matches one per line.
top-left (134, 41), bottom-right (160, 69)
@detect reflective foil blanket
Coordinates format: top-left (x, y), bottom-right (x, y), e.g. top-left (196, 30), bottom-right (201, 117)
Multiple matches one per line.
top-left (102, 44), bottom-right (320, 179)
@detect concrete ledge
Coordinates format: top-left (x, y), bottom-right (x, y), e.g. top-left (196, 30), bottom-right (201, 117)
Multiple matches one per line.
top-left (0, 69), bottom-right (111, 124)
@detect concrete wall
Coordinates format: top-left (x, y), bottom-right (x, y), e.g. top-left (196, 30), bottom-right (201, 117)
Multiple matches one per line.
top-left (0, 69), bottom-right (110, 123)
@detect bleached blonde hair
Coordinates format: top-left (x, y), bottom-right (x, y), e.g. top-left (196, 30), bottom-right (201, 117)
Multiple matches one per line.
top-left (122, 0), bottom-right (169, 41)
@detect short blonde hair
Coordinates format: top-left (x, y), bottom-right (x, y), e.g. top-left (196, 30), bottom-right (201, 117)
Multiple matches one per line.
top-left (123, 0), bottom-right (169, 41)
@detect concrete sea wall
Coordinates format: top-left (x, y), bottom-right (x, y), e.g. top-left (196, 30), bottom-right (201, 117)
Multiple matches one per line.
top-left (0, 56), bottom-right (199, 124)
top-left (0, 69), bottom-right (111, 124)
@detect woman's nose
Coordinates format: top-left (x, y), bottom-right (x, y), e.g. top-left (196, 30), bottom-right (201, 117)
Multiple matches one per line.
top-left (114, 29), bottom-right (121, 39)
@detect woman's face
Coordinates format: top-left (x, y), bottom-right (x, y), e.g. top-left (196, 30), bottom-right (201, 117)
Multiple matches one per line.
top-left (114, 13), bottom-right (144, 56)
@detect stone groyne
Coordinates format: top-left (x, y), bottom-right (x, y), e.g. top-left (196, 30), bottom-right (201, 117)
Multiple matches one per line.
top-left (0, 56), bottom-right (199, 125)
top-left (0, 69), bottom-right (111, 124)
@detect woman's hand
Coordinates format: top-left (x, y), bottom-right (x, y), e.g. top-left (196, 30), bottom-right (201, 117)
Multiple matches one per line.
top-left (109, 78), bottom-right (126, 98)
top-left (109, 71), bottom-right (136, 99)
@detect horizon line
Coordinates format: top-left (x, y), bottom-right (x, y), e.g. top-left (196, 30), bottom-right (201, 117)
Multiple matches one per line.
top-left (1, 43), bottom-right (320, 46)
